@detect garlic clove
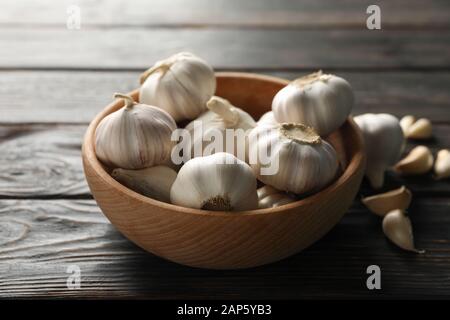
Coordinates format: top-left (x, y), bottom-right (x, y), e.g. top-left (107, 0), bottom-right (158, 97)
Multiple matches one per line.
top-left (170, 152), bottom-right (258, 211)
top-left (362, 186), bottom-right (412, 217)
top-left (399, 115), bottom-right (415, 135)
top-left (111, 166), bottom-right (177, 203)
top-left (434, 149), bottom-right (450, 180)
top-left (394, 145), bottom-right (434, 175)
top-left (382, 209), bottom-right (424, 254)
top-left (353, 113), bottom-right (405, 189)
top-left (257, 185), bottom-right (280, 199)
top-left (405, 118), bottom-right (432, 139)
top-left (258, 192), bottom-right (295, 209)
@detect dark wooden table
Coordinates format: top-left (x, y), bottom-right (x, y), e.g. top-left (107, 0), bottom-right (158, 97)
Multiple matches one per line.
top-left (1, 0), bottom-right (450, 299)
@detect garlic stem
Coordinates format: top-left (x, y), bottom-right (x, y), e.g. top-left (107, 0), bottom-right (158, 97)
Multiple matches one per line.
top-left (113, 92), bottom-right (136, 109)
top-left (206, 96), bottom-right (240, 126)
top-left (139, 62), bottom-right (172, 84)
top-left (292, 70), bottom-right (323, 87)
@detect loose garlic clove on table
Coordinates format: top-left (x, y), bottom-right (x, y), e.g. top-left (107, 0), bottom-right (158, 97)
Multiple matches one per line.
top-left (382, 209), bottom-right (424, 254)
top-left (434, 149), bottom-right (450, 180)
top-left (362, 186), bottom-right (412, 217)
top-left (400, 115), bottom-right (433, 139)
top-left (395, 145), bottom-right (434, 175)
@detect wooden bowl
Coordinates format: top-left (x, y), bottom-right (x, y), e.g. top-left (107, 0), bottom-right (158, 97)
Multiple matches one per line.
top-left (82, 72), bottom-right (366, 270)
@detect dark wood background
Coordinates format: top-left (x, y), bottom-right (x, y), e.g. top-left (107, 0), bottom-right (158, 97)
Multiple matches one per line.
top-left (1, 0), bottom-right (450, 299)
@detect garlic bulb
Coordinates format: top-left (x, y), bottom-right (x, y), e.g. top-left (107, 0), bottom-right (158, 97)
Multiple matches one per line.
top-left (257, 185), bottom-right (295, 209)
top-left (184, 96), bottom-right (256, 159)
top-left (353, 113), bottom-right (405, 189)
top-left (95, 93), bottom-right (177, 169)
top-left (400, 116), bottom-right (432, 139)
top-left (111, 166), bottom-right (177, 203)
top-left (272, 71), bottom-right (354, 136)
top-left (362, 186), bottom-right (412, 217)
top-left (395, 145), bottom-right (434, 175)
top-left (257, 111), bottom-right (278, 127)
top-left (248, 123), bottom-right (339, 194)
top-left (139, 52), bottom-right (216, 122)
top-left (434, 149), bottom-right (450, 180)
top-left (382, 209), bottom-right (424, 253)
top-left (170, 152), bottom-right (258, 211)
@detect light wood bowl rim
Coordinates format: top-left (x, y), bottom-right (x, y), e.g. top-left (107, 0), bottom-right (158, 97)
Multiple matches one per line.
top-left (82, 72), bottom-right (365, 217)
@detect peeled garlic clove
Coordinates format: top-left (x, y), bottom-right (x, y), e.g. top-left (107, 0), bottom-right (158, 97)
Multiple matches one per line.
top-left (257, 186), bottom-right (295, 209)
top-left (272, 71), bottom-right (354, 136)
top-left (395, 145), bottom-right (434, 175)
top-left (434, 149), bottom-right (450, 180)
top-left (257, 111), bottom-right (279, 127)
top-left (405, 118), bottom-right (432, 139)
top-left (95, 93), bottom-right (177, 169)
top-left (399, 115), bottom-right (415, 135)
top-left (184, 96), bottom-right (256, 160)
top-left (170, 152), bottom-right (258, 211)
top-left (362, 186), bottom-right (412, 217)
top-left (111, 166), bottom-right (177, 203)
top-left (382, 209), bottom-right (424, 253)
top-left (248, 123), bottom-right (339, 195)
top-left (139, 52), bottom-right (216, 122)
top-left (354, 113), bottom-right (405, 189)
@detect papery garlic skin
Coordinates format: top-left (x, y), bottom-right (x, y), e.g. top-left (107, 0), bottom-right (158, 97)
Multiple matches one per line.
top-left (95, 93), bottom-right (177, 169)
top-left (354, 113), bottom-right (405, 189)
top-left (248, 123), bottom-right (339, 194)
top-left (170, 152), bottom-right (258, 211)
top-left (382, 209), bottom-right (424, 253)
top-left (184, 96), bottom-right (256, 159)
top-left (395, 145), bottom-right (434, 175)
top-left (257, 185), bottom-right (295, 209)
top-left (272, 71), bottom-right (354, 136)
top-left (362, 186), bottom-right (412, 217)
top-left (111, 166), bottom-right (177, 203)
top-left (139, 52), bottom-right (216, 122)
top-left (435, 149), bottom-right (450, 180)
top-left (258, 111), bottom-right (278, 127)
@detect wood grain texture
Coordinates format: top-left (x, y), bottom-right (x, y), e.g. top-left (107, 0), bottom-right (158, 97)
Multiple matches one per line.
top-left (0, 198), bottom-right (449, 299)
top-left (2, 29), bottom-right (450, 69)
top-left (1, 0), bottom-right (450, 29)
top-left (0, 125), bottom-right (89, 198)
top-left (2, 71), bottom-right (450, 124)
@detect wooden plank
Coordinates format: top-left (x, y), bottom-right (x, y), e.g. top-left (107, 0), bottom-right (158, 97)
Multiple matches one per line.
top-left (1, 124), bottom-right (449, 198)
top-left (2, 71), bottom-right (450, 124)
top-left (1, 0), bottom-right (450, 28)
top-left (0, 198), bottom-right (449, 299)
top-left (2, 28), bottom-right (450, 69)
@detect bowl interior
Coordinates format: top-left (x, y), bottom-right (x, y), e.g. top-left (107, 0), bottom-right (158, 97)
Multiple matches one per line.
top-left (83, 72), bottom-right (364, 216)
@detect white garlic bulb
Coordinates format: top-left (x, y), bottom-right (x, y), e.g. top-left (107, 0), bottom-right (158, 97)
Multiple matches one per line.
top-left (382, 209), bottom-right (424, 253)
top-left (139, 52), bottom-right (216, 122)
top-left (95, 93), bottom-right (177, 169)
top-left (272, 71), bottom-right (354, 136)
top-left (395, 145), bottom-right (434, 175)
top-left (170, 152), bottom-right (258, 211)
top-left (248, 123), bottom-right (339, 194)
top-left (257, 111), bottom-right (278, 127)
top-left (353, 113), bottom-right (405, 189)
top-left (434, 149), bottom-right (450, 180)
top-left (184, 96), bottom-right (256, 159)
top-left (111, 166), bottom-right (177, 203)
top-left (257, 185), bottom-right (295, 209)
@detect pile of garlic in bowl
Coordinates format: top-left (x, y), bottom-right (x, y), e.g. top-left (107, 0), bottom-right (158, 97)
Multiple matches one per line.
top-left (93, 52), bottom-right (450, 255)
top-left (94, 52), bottom-right (354, 211)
